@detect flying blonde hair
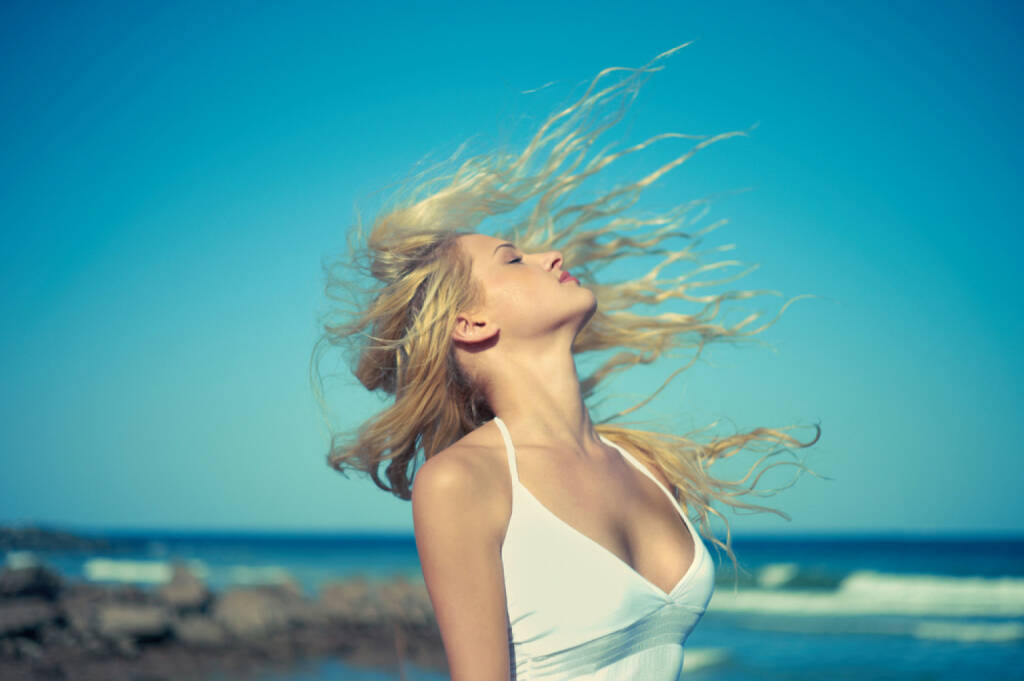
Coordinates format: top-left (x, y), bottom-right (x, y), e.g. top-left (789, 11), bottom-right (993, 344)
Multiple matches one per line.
top-left (310, 43), bottom-right (826, 588)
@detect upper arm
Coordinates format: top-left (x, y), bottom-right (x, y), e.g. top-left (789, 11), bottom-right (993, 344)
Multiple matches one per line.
top-left (412, 449), bottom-right (510, 681)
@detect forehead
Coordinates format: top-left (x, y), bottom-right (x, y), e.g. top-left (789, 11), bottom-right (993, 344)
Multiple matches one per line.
top-left (456, 233), bottom-right (509, 262)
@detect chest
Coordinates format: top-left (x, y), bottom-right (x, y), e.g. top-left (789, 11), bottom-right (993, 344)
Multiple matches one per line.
top-left (512, 452), bottom-right (695, 596)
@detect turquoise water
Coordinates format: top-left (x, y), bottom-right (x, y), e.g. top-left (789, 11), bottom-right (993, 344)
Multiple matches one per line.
top-left (8, 531), bottom-right (1024, 680)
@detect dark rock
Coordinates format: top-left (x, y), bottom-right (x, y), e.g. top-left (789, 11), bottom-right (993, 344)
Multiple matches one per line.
top-left (11, 637), bottom-right (43, 661)
top-left (211, 586), bottom-right (292, 639)
top-left (59, 590), bottom-right (100, 635)
top-left (0, 564), bottom-right (63, 600)
top-left (61, 581), bottom-right (110, 600)
top-left (95, 603), bottom-right (172, 640)
top-left (156, 562), bottom-right (210, 613)
top-left (283, 598), bottom-right (332, 628)
top-left (319, 576), bottom-right (434, 626)
top-left (376, 575), bottom-right (434, 626)
top-left (111, 634), bottom-right (139, 658)
top-left (319, 576), bottom-right (382, 624)
top-left (0, 524), bottom-right (112, 552)
top-left (104, 582), bottom-right (151, 604)
top-left (0, 597), bottom-right (59, 637)
top-left (78, 632), bottom-right (107, 655)
top-left (0, 570), bottom-right (450, 681)
top-left (170, 614), bottom-right (227, 647)
top-left (263, 580), bottom-right (303, 600)
top-left (37, 623), bottom-right (77, 649)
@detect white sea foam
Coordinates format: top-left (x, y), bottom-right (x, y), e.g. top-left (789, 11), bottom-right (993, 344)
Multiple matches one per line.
top-left (757, 562), bottom-right (801, 588)
top-left (80, 557), bottom-right (296, 587)
top-left (710, 570), bottom-right (1024, 617)
top-left (83, 558), bottom-right (174, 584)
top-left (4, 551), bottom-right (41, 569)
top-left (681, 647), bottom-right (730, 672)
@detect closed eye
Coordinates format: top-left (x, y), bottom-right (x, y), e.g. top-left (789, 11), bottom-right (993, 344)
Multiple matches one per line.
top-left (507, 256), bottom-right (523, 264)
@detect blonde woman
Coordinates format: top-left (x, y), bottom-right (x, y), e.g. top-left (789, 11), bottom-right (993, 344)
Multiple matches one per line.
top-left (312, 44), bottom-right (822, 681)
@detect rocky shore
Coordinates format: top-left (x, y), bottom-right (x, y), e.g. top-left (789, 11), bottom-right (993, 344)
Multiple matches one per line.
top-left (0, 527), bottom-right (114, 554)
top-left (0, 559), bottom-right (446, 681)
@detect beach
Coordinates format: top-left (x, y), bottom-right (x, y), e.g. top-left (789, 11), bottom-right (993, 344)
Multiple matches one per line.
top-left (2, 525), bottom-right (1022, 680)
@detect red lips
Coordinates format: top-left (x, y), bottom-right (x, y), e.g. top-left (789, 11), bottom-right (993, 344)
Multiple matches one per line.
top-left (559, 270), bottom-right (577, 283)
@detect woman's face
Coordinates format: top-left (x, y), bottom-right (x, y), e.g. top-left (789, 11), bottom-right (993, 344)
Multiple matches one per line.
top-left (454, 233), bottom-right (597, 344)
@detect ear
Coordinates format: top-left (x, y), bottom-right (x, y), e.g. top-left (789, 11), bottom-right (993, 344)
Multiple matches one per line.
top-left (452, 310), bottom-right (499, 345)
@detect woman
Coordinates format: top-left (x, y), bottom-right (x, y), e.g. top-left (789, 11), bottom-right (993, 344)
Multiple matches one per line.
top-left (311, 44), bottom-right (822, 681)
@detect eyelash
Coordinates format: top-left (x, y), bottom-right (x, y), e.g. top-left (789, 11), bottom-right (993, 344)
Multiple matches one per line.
top-left (508, 256), bottom-right (523, 264)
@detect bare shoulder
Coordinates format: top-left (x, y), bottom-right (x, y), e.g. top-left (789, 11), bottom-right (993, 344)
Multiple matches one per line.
top-left (412, 422), bottom-right (512, 549)
top-left (411, 423), bottom-right (513, 680)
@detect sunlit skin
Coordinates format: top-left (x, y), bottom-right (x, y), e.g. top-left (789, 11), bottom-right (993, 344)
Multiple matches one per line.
top-left (451, 233), bottom-right (604, 455)
top-left (415, 233), bottom-right (697, 681)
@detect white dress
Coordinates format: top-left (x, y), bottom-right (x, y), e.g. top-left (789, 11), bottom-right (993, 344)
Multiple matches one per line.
top-left (493, 416), bottom-right (715, 680)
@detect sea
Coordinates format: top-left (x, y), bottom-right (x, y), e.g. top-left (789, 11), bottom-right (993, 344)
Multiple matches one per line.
top-left (6, 531), bottom-right (1023, 681)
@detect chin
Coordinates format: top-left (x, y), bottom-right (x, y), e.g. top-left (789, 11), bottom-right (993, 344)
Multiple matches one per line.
top-left (572, 290), bottom-right (599, 330)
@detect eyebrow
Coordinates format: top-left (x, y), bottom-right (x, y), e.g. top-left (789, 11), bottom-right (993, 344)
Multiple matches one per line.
top-left (492, 242), bottom-right (517, 256)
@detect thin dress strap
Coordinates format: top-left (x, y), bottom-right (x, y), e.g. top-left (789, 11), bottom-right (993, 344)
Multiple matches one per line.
top-left (492, 416), bottom-right (519, 484)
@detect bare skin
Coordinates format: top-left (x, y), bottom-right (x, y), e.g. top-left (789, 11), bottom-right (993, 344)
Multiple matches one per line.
top-left (412, 234), bottom-right (695, 681)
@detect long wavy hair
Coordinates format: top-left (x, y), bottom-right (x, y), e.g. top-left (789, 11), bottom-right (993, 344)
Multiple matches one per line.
top-left (310, 43), bottom-right (826, 588)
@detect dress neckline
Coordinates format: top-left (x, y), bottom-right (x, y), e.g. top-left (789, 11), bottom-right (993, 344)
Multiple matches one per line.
top-left (492, 416), bottom-right (703, 602)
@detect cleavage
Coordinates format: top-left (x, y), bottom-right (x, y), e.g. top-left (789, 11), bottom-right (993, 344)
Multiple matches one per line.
top-left (516, 449), bottom-right (693, 595)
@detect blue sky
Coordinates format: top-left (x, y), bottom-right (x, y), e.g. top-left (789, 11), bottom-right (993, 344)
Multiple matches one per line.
top-left (1, 0), bottom-right (1020, 535)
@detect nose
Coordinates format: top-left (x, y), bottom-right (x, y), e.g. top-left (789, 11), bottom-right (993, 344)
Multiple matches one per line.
top-left (543, 250), bottom-right (564, 271)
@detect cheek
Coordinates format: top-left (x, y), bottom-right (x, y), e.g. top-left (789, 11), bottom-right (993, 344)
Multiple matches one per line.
top-left (482, 273), bottom-right (551, 323)
top-left (492, 282), bottom-right (534, 315)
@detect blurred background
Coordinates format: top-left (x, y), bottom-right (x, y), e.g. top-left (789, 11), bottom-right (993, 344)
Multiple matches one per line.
top-left (1, 1), bottom-right (1021, 679)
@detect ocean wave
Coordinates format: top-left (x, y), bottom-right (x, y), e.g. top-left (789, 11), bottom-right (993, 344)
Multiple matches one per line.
top-left (755, 562), bottom-right (802, 588)
top-left (912, 619), bottom-right (1024, 643)
top-left (83, 557), bottom-right (175, 584)
top-left (82, 557), bottom-right (209, 584)
top-left (710, 569), bottom-right (1024, 617)
top-left (681, 647), bottom-right (730, 672)
top-left (4, 550), bottom-right (41, 569)
top-left (706, 614), bottom-right (1024, 642)
top-left (719, 561), bottom-right (844, 590)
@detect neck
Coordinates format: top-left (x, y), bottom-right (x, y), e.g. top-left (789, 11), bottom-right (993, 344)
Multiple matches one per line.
top-left (482, 334), bottom-right (602, 455)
